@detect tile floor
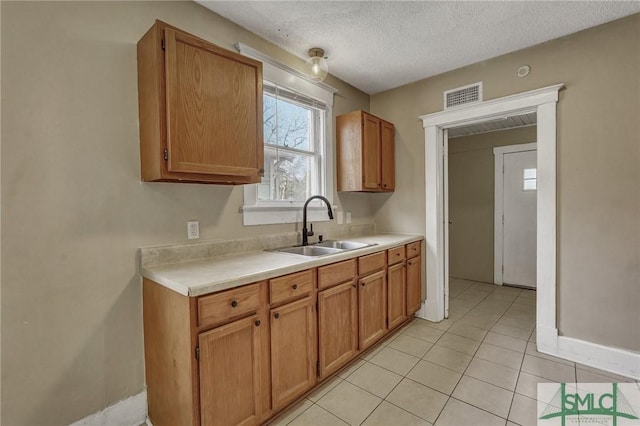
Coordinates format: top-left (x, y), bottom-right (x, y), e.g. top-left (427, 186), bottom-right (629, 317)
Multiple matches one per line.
top-left (269, 278), bottom-right (638, 426)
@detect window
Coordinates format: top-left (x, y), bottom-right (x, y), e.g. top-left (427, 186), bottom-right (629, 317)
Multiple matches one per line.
top-left (237, 43), bottom-right (336, 225)
top-left (257, 84), bottom-right (326, 203)
top-left (523, 168), bottom-right (537, 191)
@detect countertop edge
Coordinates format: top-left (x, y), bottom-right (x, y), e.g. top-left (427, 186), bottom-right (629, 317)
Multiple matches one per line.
top-left (141, 233), bottom-right (423, 297)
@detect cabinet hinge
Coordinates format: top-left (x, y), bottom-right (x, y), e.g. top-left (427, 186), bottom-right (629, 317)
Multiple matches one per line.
top-left (163, 148), bottom-right (168, 161)
top-left (195, 346), bottom-right (200, 361)
top-left (315, 301), bottom-right (318, 311)
top-left (161, 38), bottom-right (166, 51)
top-left (316, 361), bottom-right (320, 377)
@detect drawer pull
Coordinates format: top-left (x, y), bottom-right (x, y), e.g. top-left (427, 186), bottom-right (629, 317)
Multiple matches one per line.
top-left (274, 313), bottom-right (280, 319)
top-left (230, 300), bottom-right (238, 308)
top-left (292, 284), bottom-right (298, 290)
top-left (255, 320), bottom-right (261, 327)
top-left (396, 253), bottom-right (400, 256)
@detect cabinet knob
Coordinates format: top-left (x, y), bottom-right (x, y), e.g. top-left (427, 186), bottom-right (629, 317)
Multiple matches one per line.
top-left (352, 284), bottom-right (356, 288)
top-left (383, 184), bottom-right (387, 188)
top-left (361, 282), bottom-right (365, 287)
top-left (274, 313), bottom-right (280, 319)
top-left (255, 320), bottom-right (261, 327)
top-left (292, 284), bottom-right (298, 290)
top-left (230, 300), bottom-right (238, 308)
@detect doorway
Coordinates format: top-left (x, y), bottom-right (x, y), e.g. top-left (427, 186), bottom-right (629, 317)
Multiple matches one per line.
top-left (419, 84), bottom-right (562, 352)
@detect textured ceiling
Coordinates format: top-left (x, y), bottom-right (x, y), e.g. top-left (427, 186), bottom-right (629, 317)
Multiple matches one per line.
top-left (198, 1), bottom-right (640, 94)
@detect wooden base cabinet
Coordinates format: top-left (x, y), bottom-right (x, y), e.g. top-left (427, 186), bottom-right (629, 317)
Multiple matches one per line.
top-left (143, 239), bottom-right (424, 426)
top-left (318, 281), bottom-right (358, 379)
top-left (199, 315), bottom-right (266, 426)
top-left (387, 262), bottom-right (407, 330)
top-left (406, 255), bottom-right (422, 314)
top-left (270, 297), bottom-right (317, 410)
top-left (358, 270), bottom-right (388, 350)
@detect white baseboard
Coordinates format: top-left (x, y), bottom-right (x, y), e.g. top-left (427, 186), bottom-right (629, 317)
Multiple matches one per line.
top-left (536, 330), bottom-right (640, 380)
top-left (70, 390), bottom-right (147, 426)
top-left (416, 299), bottom-right (442, 322)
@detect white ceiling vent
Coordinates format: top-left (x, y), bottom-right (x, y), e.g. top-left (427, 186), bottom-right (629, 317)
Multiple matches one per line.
top-left (444, 82), bottom-right (483, 109)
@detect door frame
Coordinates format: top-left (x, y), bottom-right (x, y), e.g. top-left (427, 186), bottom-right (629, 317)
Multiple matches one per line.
top-left (419, 84), bottom-right (563, 353)
top-left (493, 142), bottom-right (538, 286)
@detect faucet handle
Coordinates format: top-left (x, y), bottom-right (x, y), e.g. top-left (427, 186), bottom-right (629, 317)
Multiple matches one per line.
top-left (307, 223), bottom-right (314, 237)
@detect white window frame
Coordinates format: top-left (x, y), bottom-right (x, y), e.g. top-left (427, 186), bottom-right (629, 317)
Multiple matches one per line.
top-left (236, 43), bottom-right (337, 226)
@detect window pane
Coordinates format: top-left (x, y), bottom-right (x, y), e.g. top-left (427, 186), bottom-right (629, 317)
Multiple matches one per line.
top-left (263, 93), bottom-right (312, 151)
top-left (258, 149), bottom-right (316, 202)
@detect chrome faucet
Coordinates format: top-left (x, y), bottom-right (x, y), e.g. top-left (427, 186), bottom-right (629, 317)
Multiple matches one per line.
top-left (302, 195), bottom-right (334, 246)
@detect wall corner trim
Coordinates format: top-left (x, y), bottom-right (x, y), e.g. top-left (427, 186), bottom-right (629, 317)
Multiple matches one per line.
top-left (69, 390), bottom-right (147, 426)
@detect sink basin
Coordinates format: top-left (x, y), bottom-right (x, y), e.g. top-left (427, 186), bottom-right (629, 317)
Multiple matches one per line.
top-left (271, 245), bottom-right (344, 257)
top-left (315, 240), bottom-right (377, 250)
top-left (268, 240), bottom-right (377, 257)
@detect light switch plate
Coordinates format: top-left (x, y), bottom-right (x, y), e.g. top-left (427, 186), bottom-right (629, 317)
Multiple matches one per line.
top-left (346, 212), bottom-right (352, 224)
top-left (187, 220), bottom-right (199, 240)
top-left (336, 211), bottom-right (344, 225)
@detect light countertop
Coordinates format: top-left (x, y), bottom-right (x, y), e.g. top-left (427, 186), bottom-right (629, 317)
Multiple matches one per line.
top-left (140, 233), bottom-right (423, 297)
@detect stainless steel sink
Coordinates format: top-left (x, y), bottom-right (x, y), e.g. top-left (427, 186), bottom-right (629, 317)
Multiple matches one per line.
top-left (268, 240), bottom-right (377, 257)
top-left (270, 245), bottom-right (344, 257)
top-left (315, 240), bottom-right (376, 250)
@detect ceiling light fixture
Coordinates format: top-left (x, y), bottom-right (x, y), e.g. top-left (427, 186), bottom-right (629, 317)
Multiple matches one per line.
top-left (304, 48), bottom-right (328, 82)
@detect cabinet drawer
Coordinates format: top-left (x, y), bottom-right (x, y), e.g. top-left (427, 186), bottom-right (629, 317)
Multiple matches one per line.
top-left (358, 251), bottom-right (386, 276)
top-left (318, 259), bottom-right (357, 290)
top-left (387, 246), bottom-right (406, 265)
top-left (270, 270), bottom-right (313, 305)
top-left (407, 241), bottom-right (421, 259)
top-left (198, 283), bottom-right (261, 328)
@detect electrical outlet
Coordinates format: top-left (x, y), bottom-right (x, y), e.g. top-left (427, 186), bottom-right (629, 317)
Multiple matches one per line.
top-left (346, 212), bottom-right (352, 224)
top-left (336, 211), bottom-right (344, 225)
top-left (187, 220), bottom-right (199, 240)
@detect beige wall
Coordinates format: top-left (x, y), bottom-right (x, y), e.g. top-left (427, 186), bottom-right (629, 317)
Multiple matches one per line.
top-left (448, 126), bottom-right (537, 283)
top-left (371, 14), bottom-right (640, 352)
top-left (0, 2), bottom-right (371, 424)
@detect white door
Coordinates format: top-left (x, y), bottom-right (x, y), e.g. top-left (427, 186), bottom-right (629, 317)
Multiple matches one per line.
top-left (502, 149), bottom-right (537, 288)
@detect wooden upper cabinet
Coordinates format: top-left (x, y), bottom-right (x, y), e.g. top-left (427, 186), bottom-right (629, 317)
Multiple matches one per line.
top-left (137, 21), bottom-right (263, 184)
top-left (336, 110), bottom-right (395, 192)
top-left (380, 120), bottom-right (395, 191)
top-left (362, 114), bottom-right (382, 190)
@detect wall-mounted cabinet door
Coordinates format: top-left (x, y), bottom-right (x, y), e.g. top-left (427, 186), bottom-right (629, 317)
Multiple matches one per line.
top-left (387, 262), bottom-right (407, 330)
top-left (362, 113), bottom-right (382, 190)
top-left (406, 256), bottom-right (422, 315)
top-left (380, 120), bottom-right (395, 191)
top-left (199, 314), bottom-right (264, 426)
top-left (164, 28), bottom-right (262, 178)
top-left (270, 297), bottom-right (317, 410)
top-left (318, 280), bottom-right (358, 379)
top-left (358, 270), bottom-right (387, 350)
